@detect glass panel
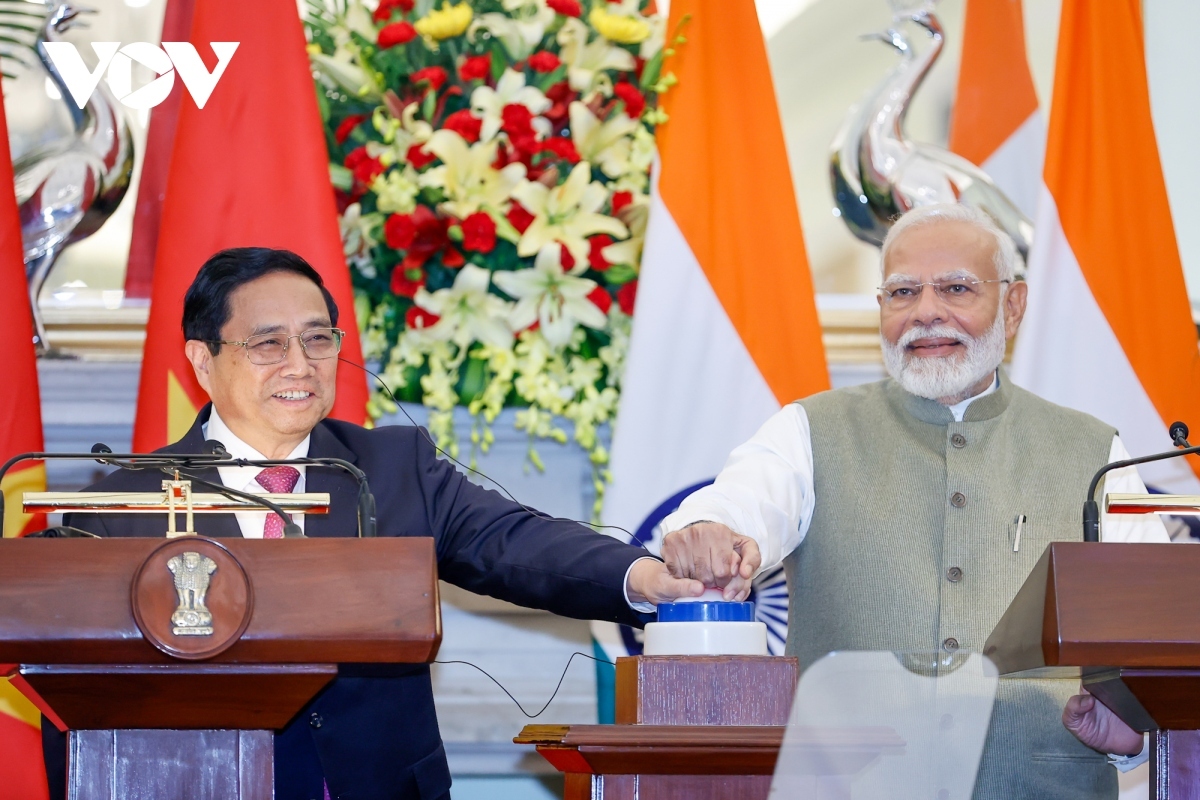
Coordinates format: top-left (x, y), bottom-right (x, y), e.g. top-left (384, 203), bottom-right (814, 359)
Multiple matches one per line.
top-left (770, 651), bottom-right (998, 800)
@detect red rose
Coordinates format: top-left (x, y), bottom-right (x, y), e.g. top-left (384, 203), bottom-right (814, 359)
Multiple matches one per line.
top-left (335, 114), bottom-right (368, 144)
top-left (406, 142), bottom-right (437, 169)
top-left (527, 51), bottom-right (561, 73)
top-left (538, 137), bottom-right (580, 164)
top-left (547, 0), bottom-right (582, 17)
top-left (385, 212), bottom-right (418, 250)
top-left (374, 0), bottom-right (414, 22)
top-left (461, 212), bottom-right (497, 253)
top-left (390, 265), bottom-right (426, 298)
top-left (378, 21), bottom-right (417, 48)
top-left (506, 202), bottom-right (535, 234)
top-left (611, 190), bottom-right (633, 216)
top-left (344, 146), bottom-right (384, 186)
top-left (387, 206), bottom-right (464, 269)
top-left (443, 109), bottom-right (483, 143)
top-left (544, 80), bottom-right (574, 126)
top-left (405, 306), bottom-right (440, 330)
top-left (501, 104), bottom-right (536, 137)
top-left (587, 286), bottom-right (612, 315)
top-left (559, 244), bottom-right (576, 271)
top-left (411, 66), bottom-right (448, 92)
top-left (459, 53), bottom-right (491, 82)
top-left (588, 235), bottom-right (614, 271)
top-left (613, 82), bottom-right (645, 117)
top-left (617, 279), bottom-right (638, 315)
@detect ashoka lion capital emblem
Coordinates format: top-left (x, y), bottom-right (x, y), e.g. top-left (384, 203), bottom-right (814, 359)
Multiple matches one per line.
top-left (167, 551), bottom-right (217, 636)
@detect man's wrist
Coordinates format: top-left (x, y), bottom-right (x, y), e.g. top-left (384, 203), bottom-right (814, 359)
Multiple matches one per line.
top-left (623, 556), bottom-right (661, 611)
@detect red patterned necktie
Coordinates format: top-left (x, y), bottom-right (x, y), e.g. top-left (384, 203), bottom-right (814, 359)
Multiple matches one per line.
top-left (256, 466), bottom-right (300, 539)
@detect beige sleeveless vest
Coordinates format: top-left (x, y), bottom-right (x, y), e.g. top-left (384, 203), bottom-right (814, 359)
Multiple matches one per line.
top-left (786, 375), bottom-right (1118, 800)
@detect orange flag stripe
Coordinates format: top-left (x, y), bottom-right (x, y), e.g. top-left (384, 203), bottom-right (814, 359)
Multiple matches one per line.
top-left (1045, 0), bottom-right (1200, 474)
top-left (949, 0), bottom-right (1039, 166)
top-left (657, 0), bottom-right (828, 404)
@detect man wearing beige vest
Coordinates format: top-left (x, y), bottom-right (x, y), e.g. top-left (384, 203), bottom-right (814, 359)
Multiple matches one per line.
top-left (658, 203), bottom-right (1167, 799)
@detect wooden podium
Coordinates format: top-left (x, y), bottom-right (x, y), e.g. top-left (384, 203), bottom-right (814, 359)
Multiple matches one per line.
top-left (517, 654), bottom-right (907, 800)
top-left (0, 536), bottom-right (441, 800)
top-left (984, 542), bottom-right (1200, 800)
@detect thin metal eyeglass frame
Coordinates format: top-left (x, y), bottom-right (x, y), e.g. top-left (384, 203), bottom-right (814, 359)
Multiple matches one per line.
top-left (209, 327), bottom-right (347, 365)
top-left (877, 279), bottom-right (1011, 305)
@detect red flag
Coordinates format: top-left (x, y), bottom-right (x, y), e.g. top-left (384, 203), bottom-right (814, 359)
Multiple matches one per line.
top-left (0, 79), bottom-right (51, 799)
top-left (133, 0), bottom-right (367, 451)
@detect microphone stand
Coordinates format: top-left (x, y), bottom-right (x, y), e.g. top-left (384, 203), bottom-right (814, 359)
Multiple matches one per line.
top-left (1082, 423), bottom-right (1200, 542)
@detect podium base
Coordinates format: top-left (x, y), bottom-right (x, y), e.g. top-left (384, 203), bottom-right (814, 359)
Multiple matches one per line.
top-left (68, 729), bottom-right (272, 800)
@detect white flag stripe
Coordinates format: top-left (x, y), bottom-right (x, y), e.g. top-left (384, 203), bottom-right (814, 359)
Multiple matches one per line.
top-left (980, 112), bottom-right (1045, 221)
top-left (605, 188), bottom-right (780, 536)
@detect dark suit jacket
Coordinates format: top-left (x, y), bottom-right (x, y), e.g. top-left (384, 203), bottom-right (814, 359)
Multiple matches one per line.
top-left (45, 405), bottom-right (652, 800)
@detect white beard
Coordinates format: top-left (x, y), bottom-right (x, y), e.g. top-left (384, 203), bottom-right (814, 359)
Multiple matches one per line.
top-left (881, 305), bottom-right (1008, 403)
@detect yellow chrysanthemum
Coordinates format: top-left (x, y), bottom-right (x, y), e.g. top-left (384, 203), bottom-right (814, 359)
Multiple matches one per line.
top-left (416, 2), bottom-right (474, 41)
top-left (587, 7), bottom-right (650, 45)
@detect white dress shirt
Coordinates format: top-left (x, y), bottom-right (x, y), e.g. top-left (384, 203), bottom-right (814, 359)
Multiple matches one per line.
top-left (203, 408), bottom-right (311, 538)
top-left (660, 375), bottom-right (1166, 772)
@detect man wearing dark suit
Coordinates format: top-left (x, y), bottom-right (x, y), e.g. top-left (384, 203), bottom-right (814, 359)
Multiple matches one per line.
top-left (44, 247), bottom-right (698, 800)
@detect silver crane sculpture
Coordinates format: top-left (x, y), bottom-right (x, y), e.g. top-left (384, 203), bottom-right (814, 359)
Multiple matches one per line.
top-left (830, 3), bottom-right (1033, 266)
top-left (3, 2), bottom-right (133, 353)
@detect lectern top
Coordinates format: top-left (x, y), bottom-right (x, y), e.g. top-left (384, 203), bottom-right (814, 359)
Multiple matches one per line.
top-left (0, 537), bottom-right (441, 666)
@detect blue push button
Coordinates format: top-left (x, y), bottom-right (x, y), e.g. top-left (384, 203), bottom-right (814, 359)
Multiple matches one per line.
top-left (656, 601), bottom-right (755, 623)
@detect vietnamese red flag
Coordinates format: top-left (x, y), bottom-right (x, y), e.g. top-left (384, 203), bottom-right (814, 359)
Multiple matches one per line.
top-left (133, 0), bottom-right (367, 451)
top-left (0, 78), bottom-right (51, 799)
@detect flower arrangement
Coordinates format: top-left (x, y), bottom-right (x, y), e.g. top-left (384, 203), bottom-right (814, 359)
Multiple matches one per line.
top-left (305, 0), bottom-right (675, 517)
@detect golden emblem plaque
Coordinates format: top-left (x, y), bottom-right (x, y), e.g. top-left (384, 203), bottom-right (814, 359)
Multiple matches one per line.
top-left (167, 552), bottom-right (217, 636)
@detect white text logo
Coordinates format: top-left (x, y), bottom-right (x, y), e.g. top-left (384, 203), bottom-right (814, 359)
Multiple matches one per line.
top-left (44, 42), bottom-right (239, 110)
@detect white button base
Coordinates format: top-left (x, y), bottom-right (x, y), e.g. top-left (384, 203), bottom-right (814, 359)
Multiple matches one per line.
top-left (642, 621), bottom-right (769, 656)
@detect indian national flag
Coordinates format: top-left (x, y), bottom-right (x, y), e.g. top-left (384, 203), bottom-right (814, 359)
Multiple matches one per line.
top-left (1011, 0), bottom-right (1200, 493)
top-left (948, 0), bottom-right (1043, 219)
top-left (604, 0), bottom-right (828, 563)
top-left (133, 0), bottom-right (366, 451)
top-left (0, 77), bottom-right (50, 799)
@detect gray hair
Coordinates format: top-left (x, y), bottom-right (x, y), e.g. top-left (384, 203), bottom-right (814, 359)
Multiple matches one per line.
top-left (880, 203), bottom-right (1021, 283)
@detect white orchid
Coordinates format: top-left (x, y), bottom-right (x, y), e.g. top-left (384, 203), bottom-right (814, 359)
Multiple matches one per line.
top-left (511, 162), bottom-right (629, 264)
top-left (471, 69), bottom-right (553, 142)
top-left (569, 101), bottom-right (639, 178)
top-left (494, 244), bottom-right (608, 348)
top-left (371, 166), bottom-right (421, 214)
top-left (413, 265), bottom-right (514, 349)
top-left (556, 18), bottom-right (635, 95)
top-left (470, 0), bottom-right (556, 61)
top-left (418, 130), bottom-right (528, 219)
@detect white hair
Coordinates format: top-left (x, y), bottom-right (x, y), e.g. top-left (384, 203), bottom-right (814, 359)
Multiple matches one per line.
top-left (880, 203), bottom-right (1020, 283)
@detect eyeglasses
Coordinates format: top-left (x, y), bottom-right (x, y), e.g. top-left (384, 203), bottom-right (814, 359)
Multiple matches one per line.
top-left (878, 279), bottom-right (1011, 309)
top-left (211, 327), bottom-right (345, 365)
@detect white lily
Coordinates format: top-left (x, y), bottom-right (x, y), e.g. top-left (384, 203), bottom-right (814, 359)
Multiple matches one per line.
top-left (311, 51), bottom-right (380, 100)
top-left (339, 202), bottom-right (382, 270)
top-left (511, 162), bottom-right (629, 265)
top-left (413, 265), bottom-right (515, 349)
top-left (602, 196), bottom-right (648, 267)
top-left (470, 1), bottom-right (556, 61)
top-left (556, 18), bottom-right (635, 95)
top-left (418, 130), bottom-right (528, 218)
top-left (569, 101), bottom-right (639, 178)
top-left (471, 69), bottom-right (552, 143)
top-left (494, 244), bottom-right (608, 348)
top-left (371, 165), bottom-right (421, 214)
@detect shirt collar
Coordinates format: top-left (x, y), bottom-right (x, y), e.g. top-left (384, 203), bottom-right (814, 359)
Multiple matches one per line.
top-left (947, 371), bottom-right (1000, 422)
top-left (203, 407), bottom-right (310, 491)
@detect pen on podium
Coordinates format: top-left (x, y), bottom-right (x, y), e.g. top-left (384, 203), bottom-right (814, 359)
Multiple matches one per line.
top-left (1013, 514), bottom-right (1026, 552)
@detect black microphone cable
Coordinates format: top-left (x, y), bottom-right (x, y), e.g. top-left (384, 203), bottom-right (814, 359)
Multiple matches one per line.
top-left (433, 650), bottom-right (615, 719)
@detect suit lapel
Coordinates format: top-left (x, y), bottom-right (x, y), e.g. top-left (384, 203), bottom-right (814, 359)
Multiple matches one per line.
top-left (304, 422), bottom-right (361, 539)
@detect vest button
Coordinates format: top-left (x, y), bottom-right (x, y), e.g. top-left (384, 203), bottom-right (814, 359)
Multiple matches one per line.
top-left (943, 637), bottom-right (960, 652)
top-left (309, 712), bottom-right (323, 729)
top-left (946, 566), bottom-right (963, 582)
top-left (950, 491), bottom-right (966, 508)
top-left (950, 433), bottom-right (967, 448)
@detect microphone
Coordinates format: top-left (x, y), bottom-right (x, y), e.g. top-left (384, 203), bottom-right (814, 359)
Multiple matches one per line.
top-left (204, 439), bottom-right (230, 458)
top-left (1082, 421), bottom-right (1200, 542)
